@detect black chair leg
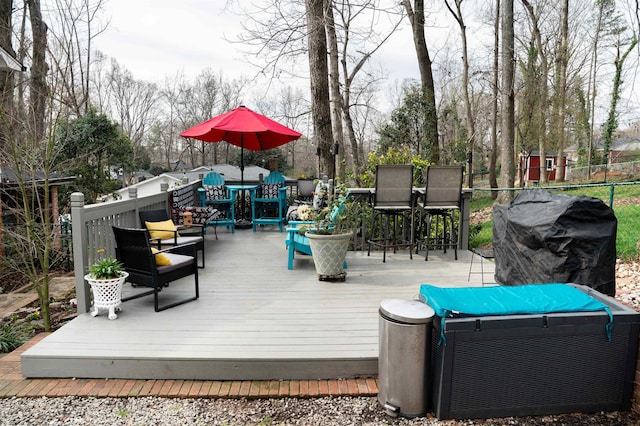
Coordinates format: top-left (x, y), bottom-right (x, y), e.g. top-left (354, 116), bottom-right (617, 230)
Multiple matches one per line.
top-left (154, 271), bottom-right (199, 312)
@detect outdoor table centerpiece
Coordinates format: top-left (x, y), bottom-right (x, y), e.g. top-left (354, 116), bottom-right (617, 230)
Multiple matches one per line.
top-left (84, 257), bottom-right (129, 320)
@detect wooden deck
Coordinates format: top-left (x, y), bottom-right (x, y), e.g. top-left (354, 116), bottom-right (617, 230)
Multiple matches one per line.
top-left (21, 227), bottom-right (493, 381)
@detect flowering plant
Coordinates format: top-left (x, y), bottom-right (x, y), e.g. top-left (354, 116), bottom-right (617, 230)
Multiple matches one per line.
top-left (299, 181), bottom-right (360, 235)
top-left (297, 204), bottom-right (313, 221)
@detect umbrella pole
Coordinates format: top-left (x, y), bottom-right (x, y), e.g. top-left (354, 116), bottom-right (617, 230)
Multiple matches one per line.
top-left (236, 138), bottom-right (252, 229)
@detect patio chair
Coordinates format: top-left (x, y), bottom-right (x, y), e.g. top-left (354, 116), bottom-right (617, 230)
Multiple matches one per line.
top-left (139, 209), bottom-right (206, 268)
top-left (168, 183), bottom-right (220, 236)
top-left (251, 171), bottom-right (288, 232)
top-left (198, 171), bottom-right (236, 234)
top-left (112, 226), bottom-right (199, 312)
top-left (367, 164), bottom-right (414, 262)
top-left (415, 165), bottom-right (464, 261)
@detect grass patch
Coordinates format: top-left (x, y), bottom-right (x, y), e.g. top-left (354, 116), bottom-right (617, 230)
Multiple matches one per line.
top-left (470, 194), bottom-right (495, 212)
top-left (469, 220), bottom-right (493, 249)
top-left (614, 204), bottom-right (640, 261)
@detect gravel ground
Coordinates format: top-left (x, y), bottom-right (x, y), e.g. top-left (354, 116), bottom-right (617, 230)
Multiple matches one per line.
top-left (1, 257), bottom-right (639, 425)
top-left (0, 395), bottom-right (639, 426)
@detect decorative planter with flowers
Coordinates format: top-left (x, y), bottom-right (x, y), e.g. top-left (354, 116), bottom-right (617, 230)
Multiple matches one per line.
top-left (300, 182), bottom-right (360, 281)
top-left (84, 258), bottom-right (128, 320)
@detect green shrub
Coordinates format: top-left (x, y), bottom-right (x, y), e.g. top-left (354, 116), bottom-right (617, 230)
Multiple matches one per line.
top-left (0, 322), bottom-right (33, 353)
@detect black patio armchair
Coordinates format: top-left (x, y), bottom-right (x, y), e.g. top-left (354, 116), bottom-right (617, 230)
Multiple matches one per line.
top-left (112, 226), bottom-right (199, 312)
top-left (139, 209), bottom-right (206, 268)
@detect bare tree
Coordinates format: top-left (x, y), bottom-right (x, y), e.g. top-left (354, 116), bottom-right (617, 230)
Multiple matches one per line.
top-left (490, 0), bottom-right (500, 195)
top-left (174, 69), bottom-right (246, 168)
top-left (0, 0), bottom-right (79, 332)
top-left (306, 0), bottom-right (335, 175)
top-left (0, 0), bottom-right (18, 153)
top-left (603, 23), bottom-right (638, 170)
top-left (520, 0), bottom-right (550, 185)
top-left (26, 0), bottom-right (48, 142)
top-left (444, 0), bottom-right (475, 185)
top-left (498, 0), bottom-right (515, 202)
top-left (107, 60), bottom-right (159, 180)
top-left (586, 0), bottom-right (614, 176)
top-left (332, 0), bottom-right (403, 176)
top-left (554, 0), bottom-right (569, 181)
top-left (46, 0), bottom-right (107, 116)
top-left (401, 0), bottom-right (439, 162)
top-left (325, 2), bottom-right (347, 176)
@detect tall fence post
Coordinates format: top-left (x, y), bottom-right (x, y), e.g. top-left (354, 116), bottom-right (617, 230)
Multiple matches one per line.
top-left (609, 184), bottom-right (615, 207)
top-left (71, 192), bottom-right (90, 314)
top-left (459, 189), bottom-right (472, 250)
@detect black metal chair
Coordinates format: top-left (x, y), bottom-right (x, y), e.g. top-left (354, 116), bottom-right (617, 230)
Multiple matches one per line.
top-left (112, 226), bottom-right (199, 312)
top-left (415, 165), bottom-right (464, 261)
top-left (367, 164), bottom-right (414, 262)
top-left (139, 209), bottom-right (206, 268)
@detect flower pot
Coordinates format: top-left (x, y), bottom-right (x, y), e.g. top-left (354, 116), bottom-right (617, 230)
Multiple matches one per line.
top-left (306, 232), bottom-right (351, 278)
top-left (297, 179), bottom-right (316, 198)
top-left (84, 272), bottom-right (129, 320)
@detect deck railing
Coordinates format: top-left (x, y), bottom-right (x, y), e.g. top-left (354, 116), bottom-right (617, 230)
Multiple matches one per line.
top-left (71, 181), bottom-right (202, 314)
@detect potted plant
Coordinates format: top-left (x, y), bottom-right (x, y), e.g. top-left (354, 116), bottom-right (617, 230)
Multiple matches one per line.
top-left (296, 174), bottom-right (316, 199)
top-left (84, 257), bottom-right (129, 320)
top-left (302, 182), bottom-right (361, 280)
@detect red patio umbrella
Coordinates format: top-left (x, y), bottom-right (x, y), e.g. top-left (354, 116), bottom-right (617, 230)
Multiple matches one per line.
top-left (180, 106), bottom-right (303, 225)
top-left (180, 105), bottom-right (302, 148)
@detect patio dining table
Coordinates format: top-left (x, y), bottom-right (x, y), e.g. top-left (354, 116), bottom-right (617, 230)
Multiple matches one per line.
top-left (226, 184), bottom-right (259, 227)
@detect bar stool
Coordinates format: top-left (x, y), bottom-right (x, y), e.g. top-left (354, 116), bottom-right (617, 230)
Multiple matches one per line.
top-left (367, 165), bottom-right (414, 262)
top-left (415, 165), bottom-right (464, 261)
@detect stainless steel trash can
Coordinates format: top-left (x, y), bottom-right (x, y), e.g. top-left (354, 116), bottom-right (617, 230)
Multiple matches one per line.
top-left (378, 299), bottom-right (435, 418)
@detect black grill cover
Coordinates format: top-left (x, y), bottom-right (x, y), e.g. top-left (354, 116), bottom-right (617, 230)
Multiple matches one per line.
top-left (493, 190), bottom-right (617, 296)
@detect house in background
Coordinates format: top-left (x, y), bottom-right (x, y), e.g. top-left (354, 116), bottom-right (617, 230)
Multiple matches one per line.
top-left (0, 165), bottom-right (75, 256)
top-left (518, 150), bottom-right (568, 185)
top-left (565, 136), bottom-right (640, 165)
top-left (102, 164), bottom-right (281, 202)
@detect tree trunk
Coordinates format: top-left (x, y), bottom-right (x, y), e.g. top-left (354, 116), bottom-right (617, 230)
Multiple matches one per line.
top-left (587, 2), bottom-right (609, 177)
top-left (521, 0), bottom-right (548, 185)
top-left (0, 0), bottom-right (15, 153)
top-left (603, 36), bottom-right (638, 171)
top-left (489, 0), bottom-right (499, 197)
top-left (402, 0), bottom-right (439, 163)
top-left (26, 0), bottom-right (47, 143)
top-left (555, 0), bottom-right (569, 181)
top-left (306, 0), bottom-right (335, 178)
top-left (325, 3), bottom-right (345, 178)
top-left (498, 0), bottom-right (515, 203)
top-left (445, 0), bottom-right (474, 186)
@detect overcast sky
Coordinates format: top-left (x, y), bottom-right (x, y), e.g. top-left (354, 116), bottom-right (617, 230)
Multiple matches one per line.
top-left (90, 1), bottom-right (639, 127)
top-left (92, 0), bottom-right (427, 111)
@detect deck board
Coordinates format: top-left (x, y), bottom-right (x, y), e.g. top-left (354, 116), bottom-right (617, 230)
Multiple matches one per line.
top-left (21, 228), bottom-right (493, 380)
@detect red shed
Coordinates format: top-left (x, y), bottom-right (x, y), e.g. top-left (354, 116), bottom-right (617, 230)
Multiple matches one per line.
top-left (519, 151), bottom-right (567, 183)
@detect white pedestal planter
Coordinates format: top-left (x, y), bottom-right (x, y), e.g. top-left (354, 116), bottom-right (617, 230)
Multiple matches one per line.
top-left (306, 232), bottom-right (350, 280)
top-left (84, 272), bottom-right (129, 320)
